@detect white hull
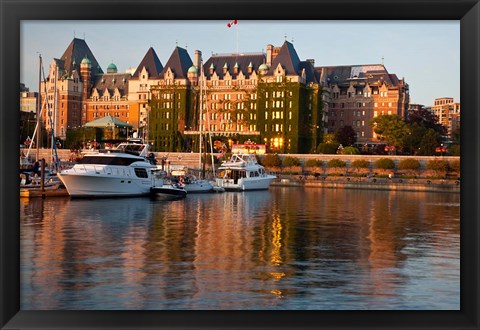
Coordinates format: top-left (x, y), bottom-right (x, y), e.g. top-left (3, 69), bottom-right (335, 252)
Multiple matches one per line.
top-left (183, 180), bottom-right (214, 193)
top-left (215, 176), bottom-right (276, 191)
top-left (58, 172), bottom-right (153, 197)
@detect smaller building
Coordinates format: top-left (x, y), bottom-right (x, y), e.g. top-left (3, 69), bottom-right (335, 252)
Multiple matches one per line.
top-left (20, 91), bottom-right (38, 113)
top-left (431, 97), bottom-right (460, 138)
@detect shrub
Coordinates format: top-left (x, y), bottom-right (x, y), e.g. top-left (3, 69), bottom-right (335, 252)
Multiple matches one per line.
top-left (261, 154), bottom-right (282, 167)
top-left (317, 143), bottom-right (340, 154)
top-left (350, 159), bottom-right (370, 168)
top-left (305, 159), bottom-right (324, 167)
top-left (342, 146), bottom-right (360, 155)
top-left (427, 159), bottom-right (449, 172)
top-left (328, 158), bottom-right (346, 168)
top-left (449, 159), bottom-right (460, 173)
top-left (398, 158), bottom-right (420, 170)
top-left (283, 156), bottom-right (301, 167)
top-left (374, 158), bottom-right (395, 170)
top-left (448, 145), bottom-right (460, 156)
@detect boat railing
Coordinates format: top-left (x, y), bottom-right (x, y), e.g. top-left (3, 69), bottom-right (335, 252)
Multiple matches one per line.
top-left (65, 164), bottom-right (130, 177)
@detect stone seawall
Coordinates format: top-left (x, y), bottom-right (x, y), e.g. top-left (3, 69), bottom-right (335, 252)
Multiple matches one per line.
top-left (272, 176), bottom-right (460, 193)
top-left (22, 149), bottom-right (460, 177)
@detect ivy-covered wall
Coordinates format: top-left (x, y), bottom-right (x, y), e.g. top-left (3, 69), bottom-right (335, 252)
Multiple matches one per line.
top-left (257, 80), bottom-right (324, 154)
top-left (149, 85), bottom-right (194, 152)
top-left (147, 78), bottom-right (324, 153)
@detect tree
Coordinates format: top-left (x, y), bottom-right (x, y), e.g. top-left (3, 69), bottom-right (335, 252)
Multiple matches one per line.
top-left (334, 125), bottom-right (356, 146)
top-left (322, 133), bottom-right (335, 144)
top-left (403, 122), bottom-right (427, 155)
top-left (407, 107), bottom-right (447, 137)
top-left (418, 129), bottom-right (441, 155)
top-left (370, 115), bottom-right (410, 152)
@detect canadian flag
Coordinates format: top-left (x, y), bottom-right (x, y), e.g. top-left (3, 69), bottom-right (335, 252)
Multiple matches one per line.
top-left (227, 20), bottom-right (238, 28)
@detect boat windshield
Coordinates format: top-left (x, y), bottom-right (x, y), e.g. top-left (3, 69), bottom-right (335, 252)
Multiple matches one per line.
top-left (115, 143), bottom-right (145, 156)
top-left (79, 156), bottom-right (141, 166)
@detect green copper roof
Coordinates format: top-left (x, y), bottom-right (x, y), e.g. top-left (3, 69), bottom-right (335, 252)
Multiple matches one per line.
top-left (107, 62), bottom-right (118, 73)
top-left (188, 65), bottom-right (198, 73)
top-left (259, 63), bottom-right (269, 70)
top-left (81, 56), bottom-right (91, 65)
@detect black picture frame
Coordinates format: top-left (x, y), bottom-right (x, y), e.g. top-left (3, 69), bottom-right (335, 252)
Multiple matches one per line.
top-left (1, 0), bottom-right (478, 329)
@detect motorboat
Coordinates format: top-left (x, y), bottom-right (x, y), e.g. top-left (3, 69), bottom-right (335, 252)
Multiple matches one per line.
top-left (57, 139), bottom-right (160, 197)
top-left (168, 166), bottom-right (216, 193)
top-left (150, 185), bottom-right (187, 199)
top-left (215, 154), bottom-right (277, 191)
top-left (150, 169), bottom-right (187, 199)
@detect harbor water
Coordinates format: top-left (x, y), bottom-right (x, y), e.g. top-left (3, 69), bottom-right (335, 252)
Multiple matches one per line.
top-left (20, 187), bottom-right (460, 310)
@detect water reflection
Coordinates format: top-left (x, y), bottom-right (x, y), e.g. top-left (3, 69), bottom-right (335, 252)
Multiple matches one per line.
top-left (20, 188), bottom-right (459, 310)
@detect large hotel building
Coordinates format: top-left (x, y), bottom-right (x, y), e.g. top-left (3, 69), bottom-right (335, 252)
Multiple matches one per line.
top-left (38, 38), bottom-right (411, 153)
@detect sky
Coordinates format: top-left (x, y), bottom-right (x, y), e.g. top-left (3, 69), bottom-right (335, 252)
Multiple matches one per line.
top-left (20, 20), bottom-right (459, 106)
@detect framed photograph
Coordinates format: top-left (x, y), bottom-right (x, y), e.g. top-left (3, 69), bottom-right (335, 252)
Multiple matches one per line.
top-left (1, 0), bottom-right (478, 329)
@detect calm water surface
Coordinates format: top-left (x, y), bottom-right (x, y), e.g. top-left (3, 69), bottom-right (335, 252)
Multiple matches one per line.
top-left (20, 187), bottom-right (460, 310)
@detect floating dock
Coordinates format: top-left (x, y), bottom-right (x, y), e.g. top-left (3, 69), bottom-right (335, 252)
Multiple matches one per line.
top-left (20, 188), bottom-right (70, 198)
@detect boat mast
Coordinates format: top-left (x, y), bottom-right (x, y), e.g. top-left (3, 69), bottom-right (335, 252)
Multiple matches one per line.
top-left (198, 59), bottom-right (204, 177)
top-left (51, 65), bottom-right (58, 172)
top-left (204, 70), bottom-right (216, 177)
top-left (36, 54), bottom-right (42, 161)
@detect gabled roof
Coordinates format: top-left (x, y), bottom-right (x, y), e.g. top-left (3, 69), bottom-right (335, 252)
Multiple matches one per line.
top-left (85, 115), bottom-right (132, 128)
top-left (299, 61), bottom-right (319, 84)
top-left (60, 38), bottom-right (103, 78)
top-left (159, 47), bottom-right (193, 79)
top-left (268, 41), bottom-right (301, 76)
top-left (203, 53), bottom-right (265, 79)
top-left (316, 64), bottom-right (402, 87)
top-left (132, 47), bottom-right (163, 79)
top-left (92, 73), bottom-right (131, 96)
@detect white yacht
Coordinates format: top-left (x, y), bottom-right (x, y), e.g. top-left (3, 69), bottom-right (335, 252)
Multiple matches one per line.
top-left (57, 139), bottom-right (159, 197)
top-left (215, 154), bottom-right (277, 191)
top-left (168, 166), bottom-right (215, 193)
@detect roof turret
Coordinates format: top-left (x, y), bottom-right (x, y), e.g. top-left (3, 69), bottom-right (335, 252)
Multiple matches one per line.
top-left (107, 62), bottom-right (118, 73)
top-left (81, 56), bottom-right (91, 66)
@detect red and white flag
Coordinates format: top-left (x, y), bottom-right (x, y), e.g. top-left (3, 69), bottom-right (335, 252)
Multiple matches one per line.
top-left (227, 20), bottom-right (238, 28)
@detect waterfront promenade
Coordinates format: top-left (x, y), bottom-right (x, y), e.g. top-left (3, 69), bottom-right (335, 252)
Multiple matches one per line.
top-left (271, 174), bottom-right (460, 193)
top-left (23, 148), bottom-right (460, 194)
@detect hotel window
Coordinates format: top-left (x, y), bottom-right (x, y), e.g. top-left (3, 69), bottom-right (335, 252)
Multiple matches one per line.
top-left (340, 120), bottom-right (344, 127)
top-left (265, 124), bottom-right (268, 132)
top-left (374, 111), bottom-right (378, 117)
top-left (340, 111), bottom-right (344, 118)
top-left (362, 121), bottom-right (365, 126)
top-left (265, 92), bottom-right (269, 98)
top-left (388, 111), bottom-right (392, 115)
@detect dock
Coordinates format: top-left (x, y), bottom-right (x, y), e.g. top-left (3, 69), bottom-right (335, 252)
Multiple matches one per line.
top-left (20, 188), bottom-right (70, 198)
